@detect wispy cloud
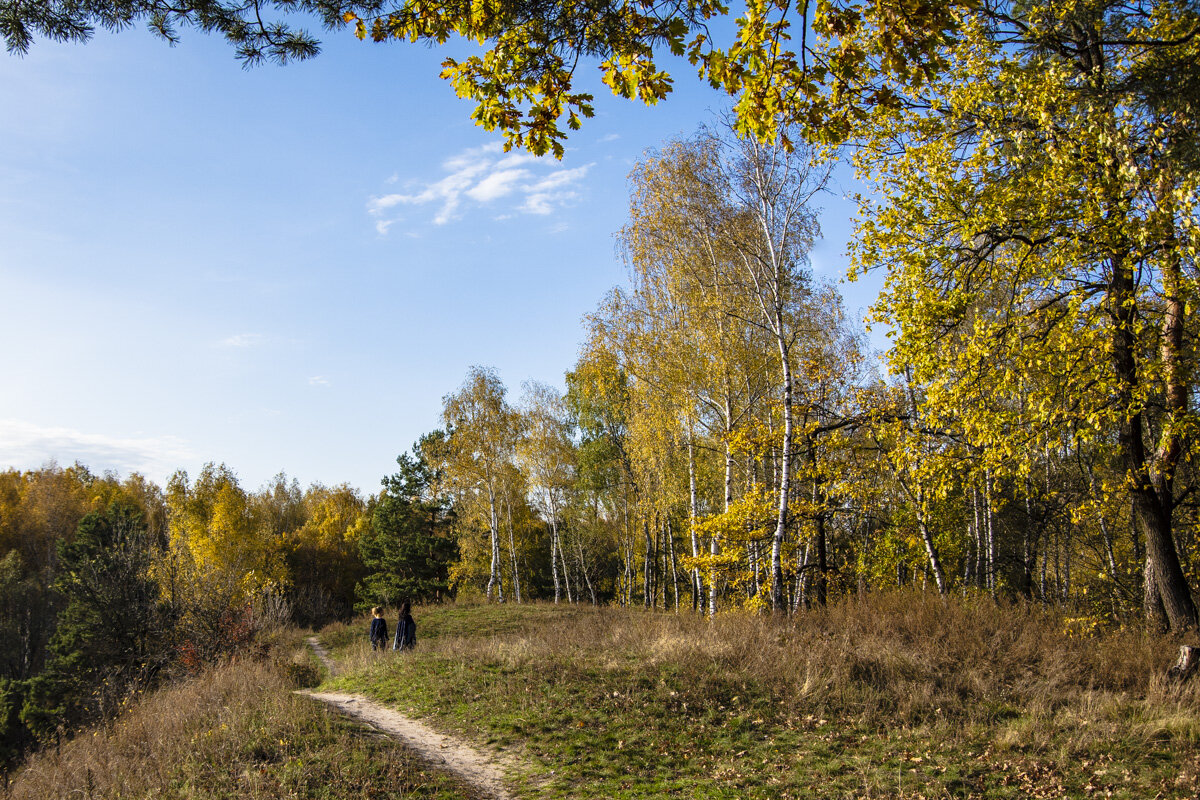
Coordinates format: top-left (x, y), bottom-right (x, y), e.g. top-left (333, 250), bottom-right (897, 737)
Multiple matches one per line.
top-left (308, 376), bottom-right (330, 387)
top-left (0, 419), bottom-right (195, 483)
top-left (219, 333), bottom-right (265, 348)
top-left (368, 143), bottom-right (593, 232)
top-left (466, 168), bottom-right (531, 203)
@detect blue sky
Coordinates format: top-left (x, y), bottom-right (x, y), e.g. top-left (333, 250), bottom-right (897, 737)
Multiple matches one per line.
top-left (0, 21), bottom-right (880, 495)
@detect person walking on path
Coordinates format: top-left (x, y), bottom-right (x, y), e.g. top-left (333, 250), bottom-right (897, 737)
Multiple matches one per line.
top-left (393, 601), bottom-right (416, 651)
top-left (369, 606), bottom-right (389, 651)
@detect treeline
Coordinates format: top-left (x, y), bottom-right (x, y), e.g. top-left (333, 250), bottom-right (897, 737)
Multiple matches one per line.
top-left (420, 122), bottom-right (1199, 632)
top-left (0, 459), bottom-right (453, 766)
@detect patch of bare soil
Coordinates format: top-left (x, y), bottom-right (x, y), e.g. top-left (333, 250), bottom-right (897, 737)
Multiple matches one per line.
top-left (300, 638), bottom-right (517, 800)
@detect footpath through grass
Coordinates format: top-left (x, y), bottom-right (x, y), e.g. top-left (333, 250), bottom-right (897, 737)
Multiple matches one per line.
top-left (322, 597), bottom-right (1200, 799)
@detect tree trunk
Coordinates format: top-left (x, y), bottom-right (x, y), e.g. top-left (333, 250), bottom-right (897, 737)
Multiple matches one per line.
top-left (1021, 479), bottom-right (1035, 598)
top-left (905, 371), bottom-right (947, 595)
top-left (667, 517), bottom-right (680, 612)
top-left (984, 469), bottom-right (996, 599)
top-left (550, 515), bottom-right (562, 603)
top-left (972, 483), bottom-right (984, 591)
top-left (1111, 249), bottom-right (1198, 632)
top-left (506, 496), bottom-right (521, 604)
top-left (916, 486), bottom-right (948, 595)
top-left (814, 511), bottom-right (829, 606)
top-left (487, 487), bottom-right (503, 603)
top-left (769, 330), bottom-right (795, 613)
top-left (559, 530), bottom-right (575, 603)
top-left (1169, 645), bottom-right (1200, 683)
top-left (575, 530), bottom-right (597, 605)
top-left (687, 434), bottom-right (703, 612)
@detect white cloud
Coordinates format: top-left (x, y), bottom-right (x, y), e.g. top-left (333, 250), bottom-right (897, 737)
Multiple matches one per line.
top-left (495, 152), bottom-right (539, 170)
top-left (466, 168), bottom-right (531, 202)
top-left (219, 333), bottom-right (264, 348)
top-left (521, 193), bottom-right (558, 215)
top-left (308, 376), bottom-right (330, 387)
top-left (368, 145), bottom-right (595, 233)
top-left (529, 166), bottom-right (591, 192)
top-left (0, 419), bottom-right (195, 484)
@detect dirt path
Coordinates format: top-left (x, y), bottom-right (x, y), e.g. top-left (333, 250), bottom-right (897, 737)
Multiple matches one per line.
top-left (300, 637), bottom-right (517, 800)
top-left (305, 636), bottom-right (340, 676)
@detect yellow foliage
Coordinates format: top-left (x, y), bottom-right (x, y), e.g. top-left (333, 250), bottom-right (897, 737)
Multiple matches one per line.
top-left (165, 464), bottom-right (289, 605)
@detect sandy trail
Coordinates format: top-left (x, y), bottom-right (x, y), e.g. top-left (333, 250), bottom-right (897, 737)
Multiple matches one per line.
top-left (300, 637), bottom-right (516, 800)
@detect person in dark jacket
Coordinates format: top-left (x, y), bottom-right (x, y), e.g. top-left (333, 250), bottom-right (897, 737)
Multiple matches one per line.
top-left (393, 601), bottom-right (416, 651)
top-left (369, 606), bottom-right (388, 650)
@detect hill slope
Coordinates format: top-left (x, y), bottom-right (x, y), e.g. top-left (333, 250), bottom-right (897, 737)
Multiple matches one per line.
top-left (322, 597), bottom-right (1200, 799)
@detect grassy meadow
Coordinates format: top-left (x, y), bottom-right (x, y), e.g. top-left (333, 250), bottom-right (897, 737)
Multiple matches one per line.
top-left (325, 596), bottom-right (1200, 799)
top-left (6, 595), bottom-right (1199, 799)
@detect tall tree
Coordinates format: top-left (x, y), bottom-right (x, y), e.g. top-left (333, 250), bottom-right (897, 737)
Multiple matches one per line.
top-left (689, 124), bottom-right (831, 612)
top-left (165, 463), bottom-right (288, 601)
top-left (518, 381), bottom-right (576, 603)
top-left (612, 134), bottom-right (775, 613)
top-left (21, 501), bottom-right (170, 741)
top-left (287, 482), bottom-right (369, 623)
top-left (441, 366), bottom-right (519, 601)
top-left (566, 346), bottom-right (636, 604)
top-left (358, 442), bottom-right (456, 606)
top-left (852, 0), bottom-right (1200, 631)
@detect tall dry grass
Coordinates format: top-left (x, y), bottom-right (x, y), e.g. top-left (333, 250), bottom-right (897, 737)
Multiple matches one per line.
top-left (5, 657), bottom-right (288, 798)
top-left (403, 593), bottom-right (1198, 734)
top-left (2, 640), bottom-right (475, 800)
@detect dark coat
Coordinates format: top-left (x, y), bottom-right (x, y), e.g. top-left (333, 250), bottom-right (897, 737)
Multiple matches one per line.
top-left (393, 614), bottom-right (416, 651)
top-left (369, 617), bottom-right (388, 646)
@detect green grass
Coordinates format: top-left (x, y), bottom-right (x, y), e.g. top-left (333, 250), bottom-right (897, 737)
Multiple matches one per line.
top-left (322, 599), bottom-right (1200, 799)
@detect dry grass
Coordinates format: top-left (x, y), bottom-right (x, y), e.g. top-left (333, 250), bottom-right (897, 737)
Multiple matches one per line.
top-left (328, 593), bottom-right (1200, 798)
top-left (380, 593), bottom-right (1193, 730)
top-left (3, 635), bottom-right (477, 800)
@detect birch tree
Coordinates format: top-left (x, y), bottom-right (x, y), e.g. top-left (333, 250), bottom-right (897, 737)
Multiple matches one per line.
top-left (694, 125), bottom-right (832, 613)
top-left (518, 381), bottom-right (577, 603)
top-left (441, 366), bottom-right (519, 602)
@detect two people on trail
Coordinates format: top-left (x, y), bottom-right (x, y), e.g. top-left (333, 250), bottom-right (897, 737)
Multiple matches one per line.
top-left (368, 602), bottom-right (417, 651)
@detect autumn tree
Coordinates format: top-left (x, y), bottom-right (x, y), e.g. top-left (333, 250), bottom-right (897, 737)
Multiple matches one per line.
top-left (851, 0), bottom-right (1200, 631)
top-left (163, 464), bottom-right (291, 659)
top-left (6, 0), bottom-right (972, 159)
top-left (165, 464), bottom-right (290, 598)
top-left (516, 381), bottom-right (576, 602)
top-left (608, 135), bottom-right (774, 613)
top-left (440, 366), bottom-right (520, 601)
top-left (621, 123), bottom-right (833, 612)
top-left (287, 481), bottom-right (369, 623)
top-left (587, 121), bottom-right (872, 614)
top-left (566, 346), bottom-right (636, 603)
